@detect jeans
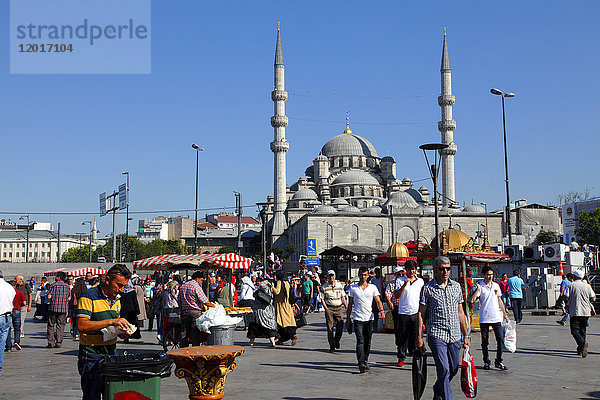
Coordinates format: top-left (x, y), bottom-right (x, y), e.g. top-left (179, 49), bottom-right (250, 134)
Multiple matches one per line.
top-left (428, 336), bottom-right (461, 400)
top-left (570, 316), bottom-right (589, 352)
top-left (353, 320), bottom-right (373, 366)
top-left (501, 292), bottom-right (510, 307)
top-left (6, 310), bottom-right (21, 349)
top-left (480, 322), bottom-right (503, 364)
top-left (397, 313), bottom-right (418, 362)
top-left (78, 353), bottom-right (106, 400)
top-left (510, 298), bottom-right (523, 323)
top-left (0, 314), bottom-right (12, 372)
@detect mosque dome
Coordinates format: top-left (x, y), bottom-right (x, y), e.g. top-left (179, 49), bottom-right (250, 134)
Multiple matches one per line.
top-left (332, 170), bottom-right (380, 186)
top-left (386, 242), bottom-right (410, 258)
top-left (463, 203), bottom-right (485, 213)
top-left (321, 133), bottom-right (378, 157)
top-left (331, 198), bottom-right (350, 208)
top-left (363, 205), bottom-right (383, 214)
top-left (433, 229), bottom-right (472, 251)
top-left (382, 191), bottom-right (419, 209)
top-left (312, 205), bottom-right (338, 214)
top-left (315, 153), bottom-right (328, 161)
top-left (381, 155), bottom-right (395, 163)
top-left (292, 187), bottom-right (318, 200)
top-left (343, 206), bottom-right (362, 213)
top-left (405, 188), bottom-right (424, 203)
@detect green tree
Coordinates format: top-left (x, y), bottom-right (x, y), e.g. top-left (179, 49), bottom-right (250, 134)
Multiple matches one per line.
top-left (61, 246), bottom-right (92, 262)
top-left (217, 246), bottom-right (235, 254)
top-left (536, 229), bottom-right (557, 245)
top-left (576, 209), bottom-right (600, 246)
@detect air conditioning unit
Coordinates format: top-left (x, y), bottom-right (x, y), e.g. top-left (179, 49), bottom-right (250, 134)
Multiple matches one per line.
top-left (543, 244), bottom-right (568, 262)
top-left (566, 251), bottom-right (585, 266)
top-left (523, 245), bottom-right (543, 261)
top-left (504, 245), bottom-right (523, 261)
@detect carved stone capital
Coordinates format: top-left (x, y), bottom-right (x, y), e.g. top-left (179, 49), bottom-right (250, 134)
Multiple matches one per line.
top-left (437, 119), bottom-right (456, 132)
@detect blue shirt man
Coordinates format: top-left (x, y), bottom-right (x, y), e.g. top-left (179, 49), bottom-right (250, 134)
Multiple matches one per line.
top-left (507, 270), bottom-right (525, 323)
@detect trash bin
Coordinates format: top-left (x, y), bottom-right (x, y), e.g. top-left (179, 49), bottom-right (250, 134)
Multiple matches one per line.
top-left (99, 352), bottom-right (173, 400)
top-left (207, 325), bottom-right (235, 345)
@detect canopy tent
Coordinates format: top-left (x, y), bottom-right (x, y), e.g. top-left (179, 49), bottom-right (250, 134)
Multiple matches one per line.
top-left (375, 254), bottom-right (418, 266)
top-left (44, 267), bottom-right (107, 277)
top-left (320, 245), bottom-right (384, 257)
top-left (133, 253), bottom-right (253, 271)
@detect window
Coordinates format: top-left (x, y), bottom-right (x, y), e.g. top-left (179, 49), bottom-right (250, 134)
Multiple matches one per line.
top-left (9, 253), bottom-right (12, 257)
top-left (376, 224), bottom-right (384, 246)
top-left (2, 252), bottom-right (5, 257)
top-left (351, 224), bottom-right (359, 242)
top-left (22, 252), bottom-right (25, 257)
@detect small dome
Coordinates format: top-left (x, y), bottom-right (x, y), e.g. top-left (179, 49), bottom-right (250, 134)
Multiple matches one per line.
top-left (402, 177), bottom-right (412, 184)
top-left (312, 205), bottom-right (338, 214)
top-left (315, 153), bottom-right (328, 161)
top-left (405, 188), bottom-right (424, 203)
top-left (292, 188), bottom-right (318, 200)
top-left (332, 198), bottom-right (349, 205)
top-left (463, 203), bottom-right (485, 213)
top-left (343, 206), bottom-right (361, 213)
top-left (321, 133), bottom-right (378, 157)
top-left (386, 242), bottom-right (410, 258)
top-left (332, 170), bottom-right (380, 186)
top-left (434, 229), bottom-right (472, 251)
top-left (309, 200), bottom-right (322, 206)
top-left (382, 191), bottom-right (419, 209)
top-left (381, 155), bottom-right (395, 163)
top-left (363, 205), bottom-right (383, 214)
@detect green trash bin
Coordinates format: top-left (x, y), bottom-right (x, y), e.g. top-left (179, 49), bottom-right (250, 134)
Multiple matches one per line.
top-left (100, 352), bottom-right (173, 400)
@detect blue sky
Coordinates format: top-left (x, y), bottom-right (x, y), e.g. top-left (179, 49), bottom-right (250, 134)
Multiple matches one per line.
top-left (1, 1), bottom-right (598, 237)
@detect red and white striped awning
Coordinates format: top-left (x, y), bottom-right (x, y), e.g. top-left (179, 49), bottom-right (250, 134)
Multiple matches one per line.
top-left (44, 267), bottom-right (107, 277)
top-left (133, 253), bottom-right (253, 271)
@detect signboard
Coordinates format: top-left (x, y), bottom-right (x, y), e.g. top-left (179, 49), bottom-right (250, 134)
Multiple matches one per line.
top-left (118, 183), bottom-right (127, 210)
top-left (306, 256), bottom-right (320, 266)
top-left (99, 192), bottom-right (106, 216)
top-left (307, 238), bottom-right (317, 256)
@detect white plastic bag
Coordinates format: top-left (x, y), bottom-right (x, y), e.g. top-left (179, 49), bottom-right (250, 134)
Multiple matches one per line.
top-left (195, 305), bottom-right (243, 333)
top-left (502, 320), bottom-right (517, 353)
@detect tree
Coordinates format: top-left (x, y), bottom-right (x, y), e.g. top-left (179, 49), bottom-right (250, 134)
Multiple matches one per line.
top-left (285, 244), bottom-right (297, 258)
top-left (61, 246), bottom-right (92, 262)
top-left (557, 189), bottom-right (593, 206)
top-left (576, 209), bottom-right (600, 246)
top-left (536, 229), bottom-right (557, 245)
top-left (217, 246), bottom-right (235, 254)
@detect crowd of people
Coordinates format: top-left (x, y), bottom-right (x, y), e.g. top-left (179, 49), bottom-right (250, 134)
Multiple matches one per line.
top-left (0, 258), bottom-right (597, 400)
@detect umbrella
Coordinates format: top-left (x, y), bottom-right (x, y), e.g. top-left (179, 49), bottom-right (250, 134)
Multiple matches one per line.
top-left (44, 267), bottom-right (107, 277)
top-left (133, 253), bottom-right (253, 271)
top-left (412, 346), bottom-right (427, 400)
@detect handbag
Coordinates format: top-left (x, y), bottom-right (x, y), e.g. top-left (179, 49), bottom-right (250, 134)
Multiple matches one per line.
top-left (460, 346), bottom-right (478, 398)
top-left (254, 289), bottom-right (271, 305)
top-left (412, 346), bottom-right (427, 400)
top-left (294, 312), bottom-right (307, 328)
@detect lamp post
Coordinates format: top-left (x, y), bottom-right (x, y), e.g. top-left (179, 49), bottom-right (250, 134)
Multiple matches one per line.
top-left (122, 171), bottom-right (129, 262)
top-left (490, 88), bottom-right (515, 245)
top-left (480, 202), bottom-right (489, 239)
top-left (192, 144), bottom-right (204, 254)
top-left (82, 221), bottom-right (92, 263)
top-left (419, 143), bottom-right (448, 257)
top-left (233, 191), bottom-right (242, 255)
top-left (19, 215), bottom-right (30, 262)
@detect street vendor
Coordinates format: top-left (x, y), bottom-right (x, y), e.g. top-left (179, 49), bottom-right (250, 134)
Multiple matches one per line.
top-left (77, 264), bottom-right (134, 400)
top-left (178, 271), bottom-right (215, 346)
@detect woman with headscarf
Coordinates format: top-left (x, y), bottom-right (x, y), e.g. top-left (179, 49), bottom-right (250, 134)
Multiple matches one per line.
top-left (271, 270), bottom-right (297, 346)
top-left (247, 277), bottom-right (278, 347)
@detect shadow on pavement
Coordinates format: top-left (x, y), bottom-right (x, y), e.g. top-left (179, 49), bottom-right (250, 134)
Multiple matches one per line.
top-left (580, 391), bottom-right (600, 399)
top-left (515, 347), bottom-right (597, 358)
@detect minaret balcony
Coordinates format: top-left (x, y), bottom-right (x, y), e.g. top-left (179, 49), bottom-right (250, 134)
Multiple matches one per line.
top-left (270, 115), bottom-right (289, 127)
top-left (440, 142), bottom-right (457, 156)
top-left (271, 90), bottom-right (288, 101)
top-left (437, 120), bottom-right (456, 132)
top-left (438, 95), bottom-right (455, 106)
top-left (270, 140), bottom-right (289, 153)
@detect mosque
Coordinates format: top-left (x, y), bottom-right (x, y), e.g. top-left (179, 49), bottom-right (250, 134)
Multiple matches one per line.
top-left (260, 26), bottom-right (503, 261)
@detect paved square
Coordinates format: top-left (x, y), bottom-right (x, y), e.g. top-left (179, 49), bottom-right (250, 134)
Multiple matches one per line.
top-left (1, 313), bottom-right (599, 399)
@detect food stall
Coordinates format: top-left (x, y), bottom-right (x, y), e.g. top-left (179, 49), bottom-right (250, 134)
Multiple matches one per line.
top-left (44, 266), bottom-right (107, 277)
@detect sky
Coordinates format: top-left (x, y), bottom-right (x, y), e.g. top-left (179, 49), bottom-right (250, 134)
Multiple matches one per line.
top-left (0, 0), bottom-right (598, 237)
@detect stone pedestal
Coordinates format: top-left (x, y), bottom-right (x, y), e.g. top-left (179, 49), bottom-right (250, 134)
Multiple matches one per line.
top-left (167, 345), bottom-right (245, 400)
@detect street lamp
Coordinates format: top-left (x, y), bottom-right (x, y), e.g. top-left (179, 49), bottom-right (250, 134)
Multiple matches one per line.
top-left (233, 191), bottom-right (242, 255)
top-left (82, 221), bottom-right (92, 263)
top-left (122, 171), bottom-right (130, 262)
top-left (192, 144), bottom-right (204, 254)
top-left (490, 88), bottom-right (515, 245)
top-left (480, 202), bottom-right (489, 240)
top-left (419, 143), bottom-right (449, 257)
top-left (19, 215), bottom-right (30, 262)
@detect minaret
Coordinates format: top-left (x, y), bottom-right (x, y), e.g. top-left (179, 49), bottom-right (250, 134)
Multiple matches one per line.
top-left (270, 23), bottom-right (289, 244)
top-left (92, 217), bottom-right (98, 242)
top-left (438, 27), bottom-right (457, 207)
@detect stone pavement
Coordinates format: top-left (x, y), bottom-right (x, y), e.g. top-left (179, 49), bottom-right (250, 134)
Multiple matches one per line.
top-left (1, 312), bottom-right (599, 400)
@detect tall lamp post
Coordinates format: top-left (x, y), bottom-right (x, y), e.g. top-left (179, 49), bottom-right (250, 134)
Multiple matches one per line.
top-left (192, 144), bottom-right (204, 254)
top-left (233, 191), bottom-right (242, 255)
top-left (19, 215), bottom-right (30, 262)
top-left (419, 143), bottom-right (448, 257)
top-left (82, 221), bottom-right (92, 263)
top-left (122, 171), bottom-right (129, 262)
top-left (480, 202), bottom-right (489, 239)
top-left (490, 88), bottom-right (515, 245)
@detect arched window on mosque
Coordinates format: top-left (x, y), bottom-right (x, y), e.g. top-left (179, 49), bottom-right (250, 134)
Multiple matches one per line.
top-left (351, 224), bottom-right (359, 242)
top-left (339, 158), bottom-right (343, 168)
top-left (326, 223), bottom-right (334, 247)
top-left (376, 224), bottom-right (384, 246)
top-left (349, 157), bottom-right (353, 167)
top-left (350, 187), bottom-right (355, 196)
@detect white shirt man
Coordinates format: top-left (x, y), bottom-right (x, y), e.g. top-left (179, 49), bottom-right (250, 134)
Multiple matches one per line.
top-left (393, 261), bottom-right (424, 366)
top-left (0, 271), bottom-right (16, 373)
top-left (567, 269), bottom-right (596, 357)
top-left (468, 267), bottom-right (509, 370)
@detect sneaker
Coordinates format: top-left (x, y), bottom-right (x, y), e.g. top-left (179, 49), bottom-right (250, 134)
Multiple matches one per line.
top-left (397, 361), bottom-right (405, 367)
top-left (54, 344), bottom-right (62, 348)
top-left (358, 364), bottom-right (366, 374)
top-left (14, 343), bottom-right (22, 351)
top-left (556, 320), bottom-right (565, 326)
top-left (335, 342), bottom-right (340, 349)
top-left (483, 362), bottom-right (491, 370)
top-left (582, 342), bottom-right (588, 358)
top-left (364, 362), bottom-right (370, 371)
top-left (494, 361), bottom-right (508, 370)
top-left (20, 333), bottom-right (24, 338)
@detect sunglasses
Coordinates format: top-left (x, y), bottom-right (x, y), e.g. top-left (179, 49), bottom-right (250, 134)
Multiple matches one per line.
top-left (437, 267), bottom-right (451, 271)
